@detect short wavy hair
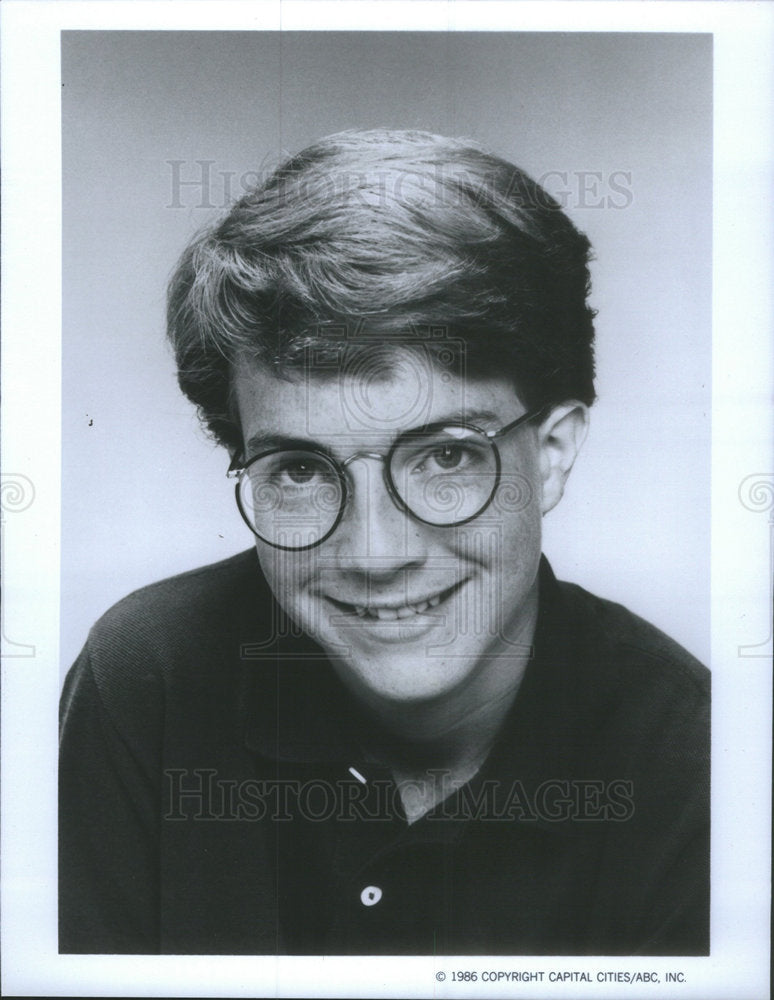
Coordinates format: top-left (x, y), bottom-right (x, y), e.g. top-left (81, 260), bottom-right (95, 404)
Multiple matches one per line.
top-left (167, 129), bottom-right (596, 451)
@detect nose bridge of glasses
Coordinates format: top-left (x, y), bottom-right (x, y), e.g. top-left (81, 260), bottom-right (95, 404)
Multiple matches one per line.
top-left (340, 449), bottom-right (418, 550)
top-left (340, 450), bottom-right (388, 469)
top-left (339, 450), bottom-right (405, 522)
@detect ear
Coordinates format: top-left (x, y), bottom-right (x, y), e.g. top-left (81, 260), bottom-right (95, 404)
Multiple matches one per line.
top-left (536, 402), bottom-right (590, 515)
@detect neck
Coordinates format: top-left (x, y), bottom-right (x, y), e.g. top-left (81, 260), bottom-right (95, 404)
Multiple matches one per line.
top-left (370, 668), bottom-right (526, 770)
top-left (358, 588), bottom-right (539, 821)
top-left (362, 678), bottom-right (522, 824)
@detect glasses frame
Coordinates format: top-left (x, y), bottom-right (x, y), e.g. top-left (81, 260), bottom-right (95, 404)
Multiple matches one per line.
top-left (228, 405), bottom-right (547, 551)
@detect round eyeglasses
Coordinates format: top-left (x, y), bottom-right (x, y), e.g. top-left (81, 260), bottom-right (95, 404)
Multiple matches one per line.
top-left (227, 406), bottom-right (546, 550)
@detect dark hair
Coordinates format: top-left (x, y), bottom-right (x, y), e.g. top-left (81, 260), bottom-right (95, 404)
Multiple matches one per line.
top-left (167, 129), bottom-right (596, 451)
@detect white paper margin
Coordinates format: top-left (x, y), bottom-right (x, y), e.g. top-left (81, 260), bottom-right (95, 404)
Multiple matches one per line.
top-left (1, 2), bottom-right (771, 998)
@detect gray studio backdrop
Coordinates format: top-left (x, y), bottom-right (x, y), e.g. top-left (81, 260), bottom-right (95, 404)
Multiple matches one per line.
top-left (61, 31), bottom-right (711, 675)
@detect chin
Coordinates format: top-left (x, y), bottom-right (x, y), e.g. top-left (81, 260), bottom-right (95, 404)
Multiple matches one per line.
top-left (332, 648), bottom-right (479, 709)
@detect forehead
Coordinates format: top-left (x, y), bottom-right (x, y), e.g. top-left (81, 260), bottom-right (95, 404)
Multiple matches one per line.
top-left (233, 354), bottom-right (522, 448)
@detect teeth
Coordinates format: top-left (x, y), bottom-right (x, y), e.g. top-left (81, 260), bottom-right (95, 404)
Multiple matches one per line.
top-left (351, 591), bottom-right (450, 620)
top-left (338, 584), bottom-right (461, 620)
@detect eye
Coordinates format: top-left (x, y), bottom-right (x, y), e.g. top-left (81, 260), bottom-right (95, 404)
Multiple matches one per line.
top-left (394, 429), bottom-right (492, 482)
top-left (410, 441), bottom-right (478, 476)
top-left (431, 443), bottom-right (465, 470)
top-left (278, 457), bottom-right (325, 485)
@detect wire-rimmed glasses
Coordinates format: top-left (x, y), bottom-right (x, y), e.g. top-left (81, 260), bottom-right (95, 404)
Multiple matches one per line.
top-left (227, 407), bottom-right (545, 550)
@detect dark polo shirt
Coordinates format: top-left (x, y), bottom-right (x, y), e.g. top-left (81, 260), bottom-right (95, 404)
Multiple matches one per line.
top-left (59, 551), bottom-right (709, 955)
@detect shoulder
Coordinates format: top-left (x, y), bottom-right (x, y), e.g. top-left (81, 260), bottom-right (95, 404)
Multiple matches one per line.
top-left (557, 577), bottom-right (709, 699)
top-left (94, 548), bottom-right (262, 633)
top-left (66, 550), bottom-right (270, 719)
top-left (86, 548), bottom-right (264, 662)
top-left (539, 569), bottom-right (710, 778)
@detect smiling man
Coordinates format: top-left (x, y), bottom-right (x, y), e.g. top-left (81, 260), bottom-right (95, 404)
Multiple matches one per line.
top-left (59, 130), bottom-right (709, 956)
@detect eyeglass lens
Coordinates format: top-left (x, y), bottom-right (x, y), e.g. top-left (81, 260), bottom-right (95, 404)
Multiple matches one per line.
top-left (237, 427), bottom-right (499, 548)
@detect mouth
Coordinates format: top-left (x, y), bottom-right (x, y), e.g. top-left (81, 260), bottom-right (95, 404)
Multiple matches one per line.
top-left (327, 580), bottom-right (466, 622)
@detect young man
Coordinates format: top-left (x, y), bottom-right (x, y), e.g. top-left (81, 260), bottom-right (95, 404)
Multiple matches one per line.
top-left (59, 129), bottom-right (709, 955)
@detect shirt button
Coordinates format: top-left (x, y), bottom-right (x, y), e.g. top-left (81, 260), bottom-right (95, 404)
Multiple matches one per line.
top-left (360, 885), bottom-right (383, 906)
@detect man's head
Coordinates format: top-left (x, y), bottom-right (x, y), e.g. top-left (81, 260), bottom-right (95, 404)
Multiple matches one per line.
top-left (167, 128), bottom-right (596, 452)
top-left (167, 130), bottom-right (595, 729)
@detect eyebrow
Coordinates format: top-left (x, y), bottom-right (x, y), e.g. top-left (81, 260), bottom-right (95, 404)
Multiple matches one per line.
top-left (243, 433), bottom-right (329, 456)
top-left (243, 409), bottom-right (504, 458)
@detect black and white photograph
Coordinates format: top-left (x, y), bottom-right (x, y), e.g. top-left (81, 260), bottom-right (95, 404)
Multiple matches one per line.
top-left (1, 2), bottom-right (771, 998)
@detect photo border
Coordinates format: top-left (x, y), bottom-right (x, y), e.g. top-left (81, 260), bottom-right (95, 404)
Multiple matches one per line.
top-left (1, 2), bottom-right (771, 998)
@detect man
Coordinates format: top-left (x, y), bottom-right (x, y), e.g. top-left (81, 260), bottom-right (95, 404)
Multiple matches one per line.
top-left (59, 129), bottom-right (709, 955)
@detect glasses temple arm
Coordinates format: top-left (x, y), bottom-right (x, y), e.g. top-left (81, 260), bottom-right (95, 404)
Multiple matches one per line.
top-left (488, 404), bottom-right (550, 440)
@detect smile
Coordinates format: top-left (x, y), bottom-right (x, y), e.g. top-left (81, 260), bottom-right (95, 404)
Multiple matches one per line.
top-left (327, 581), bottom-right (465, 622)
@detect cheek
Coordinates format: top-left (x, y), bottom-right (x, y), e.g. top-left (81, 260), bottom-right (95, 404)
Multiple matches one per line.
top-left (465, 496), bottom-right (542, 579)
top-left (255, 543), bottom-right (311, 611)
top-left (494, 453), bottom-right (543, 551)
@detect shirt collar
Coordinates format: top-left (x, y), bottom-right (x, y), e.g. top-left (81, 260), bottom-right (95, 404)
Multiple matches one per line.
top-left (237, 555), bottom-right (621, 795)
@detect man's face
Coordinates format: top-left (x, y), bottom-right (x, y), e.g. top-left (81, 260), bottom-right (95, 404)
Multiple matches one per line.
top-left (234, 353), bottom-right (551, 728)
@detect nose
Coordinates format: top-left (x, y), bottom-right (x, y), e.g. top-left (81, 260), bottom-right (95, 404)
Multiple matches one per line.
top-left (330, 458), bottom-right (428, 576)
